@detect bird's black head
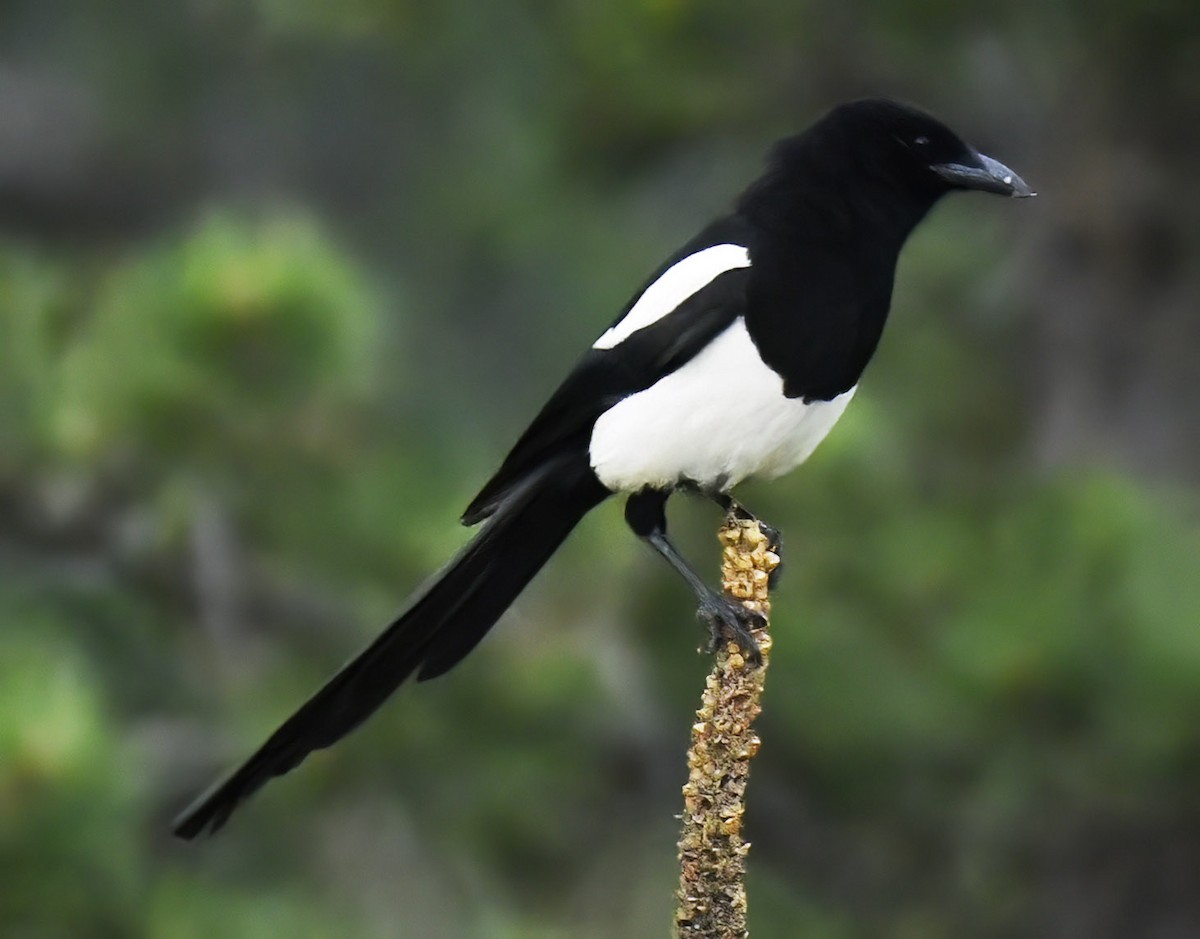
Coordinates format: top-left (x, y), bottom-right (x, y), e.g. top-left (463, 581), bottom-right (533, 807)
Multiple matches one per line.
top-left (821, 98), bottom-right (1035, 200)
top-left (739, 98), bottom-right (1033, 240)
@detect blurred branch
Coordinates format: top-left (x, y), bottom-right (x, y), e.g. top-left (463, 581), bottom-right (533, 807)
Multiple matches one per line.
top-left (675, 516), bottom-right (778, 938)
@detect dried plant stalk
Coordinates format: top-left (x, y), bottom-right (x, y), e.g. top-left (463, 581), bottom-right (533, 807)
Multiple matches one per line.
top-left (674, 515), bottom-right (778, 938)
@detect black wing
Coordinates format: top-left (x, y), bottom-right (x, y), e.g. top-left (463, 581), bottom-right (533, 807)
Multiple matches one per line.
top-left (463, 232), bottom-right (753, 524)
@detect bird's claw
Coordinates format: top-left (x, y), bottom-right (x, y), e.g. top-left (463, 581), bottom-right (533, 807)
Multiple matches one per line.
top-left (697, 594), bottom-right (764, 664)
top-left (763, 526), bottom-right (783, 588)
top-left (725, 504), bottom-right (784, 588)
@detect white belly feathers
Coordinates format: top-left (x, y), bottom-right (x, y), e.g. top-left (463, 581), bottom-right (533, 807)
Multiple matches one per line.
top-left (588, 318), bottom-right (855, 492)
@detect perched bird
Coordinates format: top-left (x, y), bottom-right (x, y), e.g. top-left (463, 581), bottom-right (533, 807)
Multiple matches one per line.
top-left (174, 98), bottom-right (1033, 838)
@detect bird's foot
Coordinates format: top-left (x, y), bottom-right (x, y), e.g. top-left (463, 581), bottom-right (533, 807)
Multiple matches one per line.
top-left (719, 497), bottom-right (780, 547)
top-left (720, 500), bottom-right (784, 587)
top-left (758, 519), bottom-right (782, 553)
top-left (763, 526), bottom-right (783, 588)
top-left (697, 592), bottom-right (764, 665)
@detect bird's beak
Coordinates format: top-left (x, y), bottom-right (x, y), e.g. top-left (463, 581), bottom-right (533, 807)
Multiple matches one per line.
top-left (933, 150), bottom-right (1036, 198)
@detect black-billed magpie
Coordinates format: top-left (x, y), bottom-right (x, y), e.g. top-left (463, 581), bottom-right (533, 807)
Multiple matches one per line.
top-left (174, 98), bottom-right (1033, 838)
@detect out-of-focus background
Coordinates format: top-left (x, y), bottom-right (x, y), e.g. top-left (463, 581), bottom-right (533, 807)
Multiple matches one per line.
top-left (2, 2), bottom-right (1198, 937)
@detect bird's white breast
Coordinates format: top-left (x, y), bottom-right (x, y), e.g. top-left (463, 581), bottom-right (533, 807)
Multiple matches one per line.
top-left (588, 319), bottom-right (855, 492)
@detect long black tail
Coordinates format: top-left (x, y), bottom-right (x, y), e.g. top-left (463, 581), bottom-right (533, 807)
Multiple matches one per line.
top-left (173, 457), bottom-right (608, 839)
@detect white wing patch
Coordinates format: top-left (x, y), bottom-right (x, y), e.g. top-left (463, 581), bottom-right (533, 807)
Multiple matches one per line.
top-left (592, 243), bottom-right (750, 350)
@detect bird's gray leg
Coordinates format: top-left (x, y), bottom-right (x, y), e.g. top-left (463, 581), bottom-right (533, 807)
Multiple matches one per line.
top-left (624, 488), bottom-right (763, 662)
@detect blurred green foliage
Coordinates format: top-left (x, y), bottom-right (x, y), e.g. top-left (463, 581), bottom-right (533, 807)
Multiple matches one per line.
top-left (55, 213), bottom-right (377, 464)
top-left (0, 1), bottom-right (1198, 937)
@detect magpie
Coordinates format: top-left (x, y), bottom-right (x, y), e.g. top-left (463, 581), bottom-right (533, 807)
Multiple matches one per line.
top-left (174, 98), bottom-right (1033, 838)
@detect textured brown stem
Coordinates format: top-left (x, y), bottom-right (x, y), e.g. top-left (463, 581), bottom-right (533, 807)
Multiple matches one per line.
top-left (674, 515), bottom-right (778, 938)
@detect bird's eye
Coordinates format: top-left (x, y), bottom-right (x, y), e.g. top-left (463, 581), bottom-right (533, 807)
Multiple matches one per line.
top-left (913, 136), bottom-right (930, 147)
